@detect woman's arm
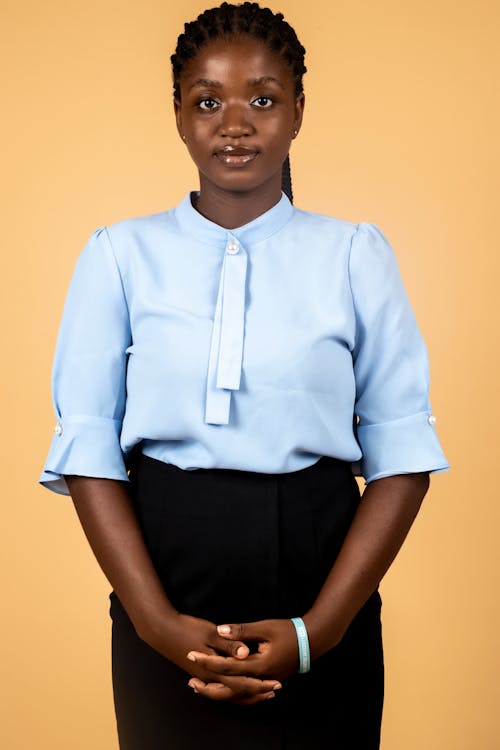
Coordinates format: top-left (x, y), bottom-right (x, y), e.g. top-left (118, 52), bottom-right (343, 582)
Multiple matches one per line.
top-left (186, 471), bottom-right (430, 689)
top-left (302, 470), bottom-right (429, 658)
top-left (65, 475), bottom-right (176, 639)
top-left (64, 474), bottom-right (282, 703)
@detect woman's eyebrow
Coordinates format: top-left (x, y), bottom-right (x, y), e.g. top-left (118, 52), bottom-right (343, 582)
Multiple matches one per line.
top-left (248, 76), bottom-right (284, 89)
top-left (188, 76), bottom-right (284, 91)
top-left (188, 78), bottom-right (221, 91)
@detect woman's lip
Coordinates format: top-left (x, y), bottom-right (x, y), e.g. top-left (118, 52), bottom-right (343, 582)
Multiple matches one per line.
top-left (214, 151), bottom-right (259, 166)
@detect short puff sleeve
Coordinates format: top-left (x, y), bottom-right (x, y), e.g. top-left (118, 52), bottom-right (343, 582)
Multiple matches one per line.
top-left (349, 222), bottom-right (450, 484)
top-left (38, 227), bottom-right (132, 496)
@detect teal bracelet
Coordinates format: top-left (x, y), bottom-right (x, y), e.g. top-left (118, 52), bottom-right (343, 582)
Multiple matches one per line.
top-left (290, 617), bottom-right (311, 674)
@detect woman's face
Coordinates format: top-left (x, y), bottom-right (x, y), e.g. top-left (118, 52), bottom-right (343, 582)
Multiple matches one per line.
top-left (174, 35), bottom-right (304, 199)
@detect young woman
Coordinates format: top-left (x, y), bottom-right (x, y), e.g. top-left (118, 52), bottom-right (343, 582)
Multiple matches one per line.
top-left (39, 3), bottom-right (449, 748)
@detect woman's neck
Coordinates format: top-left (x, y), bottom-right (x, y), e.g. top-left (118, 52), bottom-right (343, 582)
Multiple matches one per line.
top-left (193, 179), bottom-right (283, 229)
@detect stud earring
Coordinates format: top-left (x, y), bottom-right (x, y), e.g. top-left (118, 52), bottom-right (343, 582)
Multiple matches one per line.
top-left (293, 129), bottom-right (298, 137)
top-left (182, 134), bottom-right (186, 141)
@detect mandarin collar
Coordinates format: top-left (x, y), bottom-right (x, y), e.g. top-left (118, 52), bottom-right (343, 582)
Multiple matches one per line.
top-left (172, 189), bottom-right (294, 426)
top-left (174, 190), bottom-right (294, 248)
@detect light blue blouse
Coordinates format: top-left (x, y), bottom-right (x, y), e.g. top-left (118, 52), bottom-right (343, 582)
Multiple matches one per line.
top-left (38, 190), bottom-right (449, 496)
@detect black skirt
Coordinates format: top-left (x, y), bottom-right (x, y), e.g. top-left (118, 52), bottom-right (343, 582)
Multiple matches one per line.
top-left (109, 451), bottom-right (384, 749)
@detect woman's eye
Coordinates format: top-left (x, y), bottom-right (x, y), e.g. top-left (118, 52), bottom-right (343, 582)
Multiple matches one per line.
top-left (253, 96), bottom-right (273, 108)
top-left (198, 98), bottom-right (219, 111)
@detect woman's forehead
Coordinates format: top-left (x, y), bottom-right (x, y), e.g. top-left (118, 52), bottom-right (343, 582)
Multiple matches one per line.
top-left (180, 36), bottom-right (292, 87)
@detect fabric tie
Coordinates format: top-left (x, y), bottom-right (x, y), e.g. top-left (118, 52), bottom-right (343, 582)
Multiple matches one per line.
top-left (205, 237), bottom-right (248, 424)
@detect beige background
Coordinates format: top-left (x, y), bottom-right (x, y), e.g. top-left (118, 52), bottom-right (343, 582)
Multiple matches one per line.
top-left (2, 0), bottom-right (499, 747)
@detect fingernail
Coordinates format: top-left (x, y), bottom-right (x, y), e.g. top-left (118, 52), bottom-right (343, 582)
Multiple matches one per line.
top-left (273, 683), bottom-right (282, 690)
top-left (266, 692), bottom-right (276, 700)
top-left (187, 652), bottom-right (196, 662)
top-left (236, 646), bottom-right (247, 657)
top-left (217, 625), bottom-right (231, 634)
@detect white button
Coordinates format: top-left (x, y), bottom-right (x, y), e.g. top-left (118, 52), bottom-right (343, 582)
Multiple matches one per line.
top-left (226, 241), bottom-right (239, 255)
top-left (428, 415), bottom-right (437, 425)
top-left (54, 422), bottom-right (63, 435)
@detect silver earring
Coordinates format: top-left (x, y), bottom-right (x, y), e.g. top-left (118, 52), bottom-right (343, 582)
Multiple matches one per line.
top-left (293, 129), bottom-right (298, 137)
top-left (182, 134), bottom-right (186, 141)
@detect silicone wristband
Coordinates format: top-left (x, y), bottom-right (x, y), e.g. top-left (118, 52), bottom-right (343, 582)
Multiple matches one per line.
top-left (290, 617), bottom-right (311, 673)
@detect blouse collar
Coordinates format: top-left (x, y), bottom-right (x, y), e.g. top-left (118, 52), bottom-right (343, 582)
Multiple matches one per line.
top-left (173, 189), bottom-right (295, 248)
top-left (172, 189), bottom-right (295, 426)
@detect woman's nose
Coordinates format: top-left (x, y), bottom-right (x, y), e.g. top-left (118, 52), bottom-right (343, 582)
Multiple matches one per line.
top-left (218, 104), bottom-right (254, 137)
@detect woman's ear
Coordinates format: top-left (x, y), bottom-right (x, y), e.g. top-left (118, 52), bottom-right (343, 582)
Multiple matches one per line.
top-left (174, 98), bottom-right (185, 142)
top-left (293, 92), bottom-right (305, 138)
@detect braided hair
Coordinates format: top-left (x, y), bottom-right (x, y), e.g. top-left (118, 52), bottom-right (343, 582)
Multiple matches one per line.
top-left (171, 2), bottom-right (306, 204)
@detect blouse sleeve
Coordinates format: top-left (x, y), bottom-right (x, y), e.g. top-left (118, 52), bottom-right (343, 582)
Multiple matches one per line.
top-left (348, 221), bottom-right (450, 484)
top-left (38, 226), bottom-right (132, 496)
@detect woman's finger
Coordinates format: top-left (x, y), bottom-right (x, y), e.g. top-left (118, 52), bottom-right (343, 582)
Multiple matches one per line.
top-left (192, 682), bottom-right (276, 705)
top-left (188, 675), bottom-right (280, 703)
top-left (189, 663), bottom-right (281, 693)
top-left (212, 634), bottom-right (250, 659)
top-left (221, 674), bottom-right (282, 696)
top-left (187, 650), bottom-right (267, 676)
top-left (187, 678), bottom-right (233, 701)
top-left (216, 622), bottom-right (267, 641)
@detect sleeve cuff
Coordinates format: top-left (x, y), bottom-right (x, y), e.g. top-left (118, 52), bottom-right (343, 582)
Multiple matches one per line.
top-left (38, 415), bottom-right (130, 496)
top-left (356, 411), bottom-right (450, 485)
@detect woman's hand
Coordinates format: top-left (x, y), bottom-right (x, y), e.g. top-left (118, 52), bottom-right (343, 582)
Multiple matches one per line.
top-left (147, 612), bottom-right (283, 705)
top-left (64, 474), bottom-right (282, 706)
top-left (185, 618), bottom-right (299, 700)
top-left (186, 472), bottom-right (431, 705)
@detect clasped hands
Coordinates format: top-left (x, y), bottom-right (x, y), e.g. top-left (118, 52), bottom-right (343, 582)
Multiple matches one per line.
top-left (181, 615), bottom-right (301, 706)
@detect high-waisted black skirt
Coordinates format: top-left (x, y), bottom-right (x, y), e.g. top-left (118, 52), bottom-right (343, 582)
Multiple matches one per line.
top-left (109, 451), bottom-right (384, 749)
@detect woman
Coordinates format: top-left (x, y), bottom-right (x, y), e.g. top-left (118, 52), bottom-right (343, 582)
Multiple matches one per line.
top-left (38, 3), bottom-right (449, 748)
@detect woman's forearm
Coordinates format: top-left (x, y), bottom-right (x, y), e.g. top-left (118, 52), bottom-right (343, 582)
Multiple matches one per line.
top-left (302, 472), bottom-right (430, 659)
top-left (64, 475), bottom-right (177, 642)
top-left (65, 474), bottom-right (284, 703)
top-left (181, 472), bottom-right (431, 690)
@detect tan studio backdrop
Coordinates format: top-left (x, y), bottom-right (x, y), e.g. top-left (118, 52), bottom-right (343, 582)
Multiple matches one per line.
top-left (2, 0), bottom-right (499, 748)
